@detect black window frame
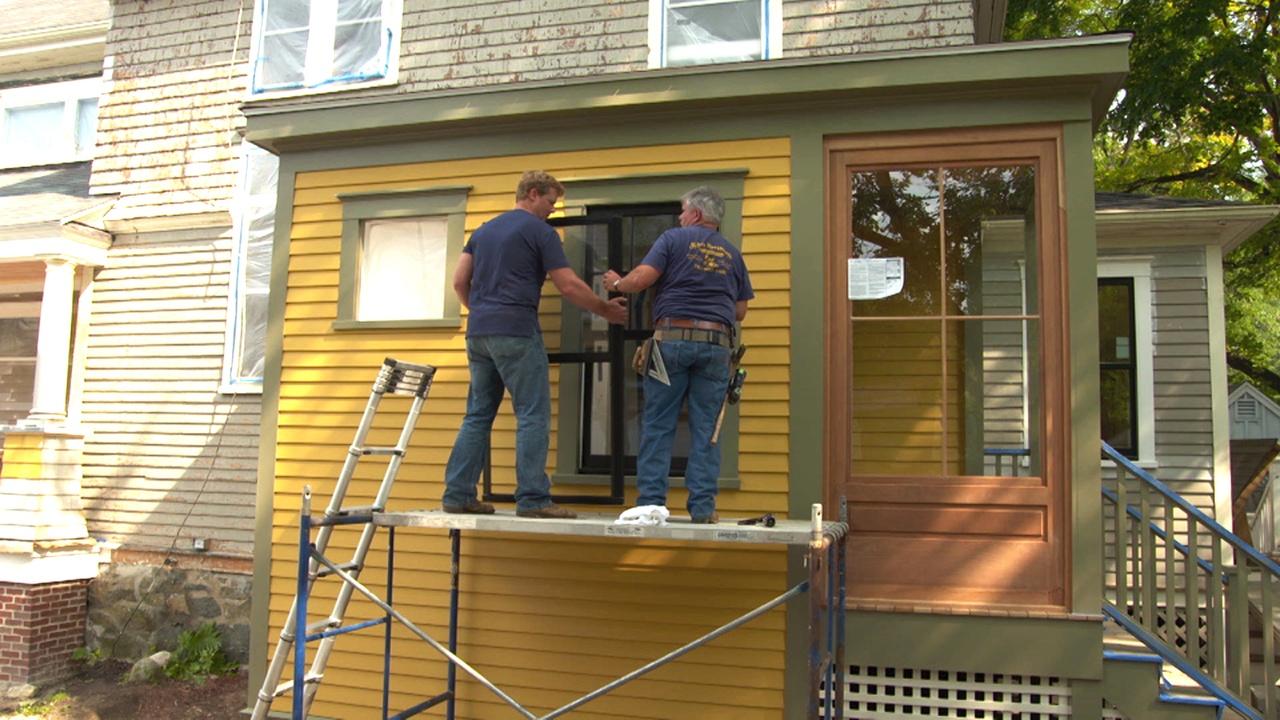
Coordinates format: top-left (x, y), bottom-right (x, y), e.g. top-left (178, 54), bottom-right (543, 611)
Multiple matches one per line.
top-left (1098, 277), bottom-right (1139, 459)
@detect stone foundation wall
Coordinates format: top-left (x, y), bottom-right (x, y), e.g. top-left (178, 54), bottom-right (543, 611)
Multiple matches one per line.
top-left (86, 560), bottom-right (251, 662)
top-left (0, 579), bottom-right (89, 686)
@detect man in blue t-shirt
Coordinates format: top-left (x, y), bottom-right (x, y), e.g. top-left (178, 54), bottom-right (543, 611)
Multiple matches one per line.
top-left (443, 170), bottom-right (627, 519)
top-left (603, 186), bottom-right (753, 523)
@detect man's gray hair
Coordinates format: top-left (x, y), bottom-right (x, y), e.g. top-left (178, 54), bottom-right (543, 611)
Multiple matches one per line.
top-left (682, 186), bottom-right (724, 226)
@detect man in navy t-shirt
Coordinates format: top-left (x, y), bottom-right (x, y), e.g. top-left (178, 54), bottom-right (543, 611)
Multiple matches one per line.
top-left (603, 186), bottom-right (753, 523)
top-left (443, 170), bottom-right (627, 518)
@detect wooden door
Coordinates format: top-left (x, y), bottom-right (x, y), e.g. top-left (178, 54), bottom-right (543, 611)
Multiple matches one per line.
top-left (824, 127), bottom-right (1070, 609)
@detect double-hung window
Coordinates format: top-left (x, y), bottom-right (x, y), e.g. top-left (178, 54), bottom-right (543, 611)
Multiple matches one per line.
top-left (223, 142), bottom-right (279, 392)
top-left (0, 78), bottom-right (100, 168)
top-left (251, 0), bottom-right (401, 94)
top-left (1097, 259), bottom-right (1154, 464)
top-left (648, 0), bottom-right (782, 68)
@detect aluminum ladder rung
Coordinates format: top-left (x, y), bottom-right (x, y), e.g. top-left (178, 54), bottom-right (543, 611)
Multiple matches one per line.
top-left (305, 618), bottom-right (339, 634)
top-left (352, 446), bottom-right (404, 457)
top-left (271, 673), bottom-right (323, 698)
top-left (314, 561), bottom-right (360, 579)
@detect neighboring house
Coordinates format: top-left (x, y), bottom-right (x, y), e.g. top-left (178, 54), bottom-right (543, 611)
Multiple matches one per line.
top-left (1229, 382), bottom-right (1280, 553)
top-left (0, 0), bottom-right (111, 689)
top-left (75, 0), bottom-right (269, 660)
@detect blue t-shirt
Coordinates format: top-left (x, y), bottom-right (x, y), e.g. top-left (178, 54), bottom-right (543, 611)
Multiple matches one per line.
top-left (640, 226), bottom-right (753, 329)
top-left (462, 209), bottom-right (570, 337)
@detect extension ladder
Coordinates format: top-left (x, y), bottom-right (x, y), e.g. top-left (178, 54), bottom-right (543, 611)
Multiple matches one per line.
top-left (250, 357), bottom-right (436, 720)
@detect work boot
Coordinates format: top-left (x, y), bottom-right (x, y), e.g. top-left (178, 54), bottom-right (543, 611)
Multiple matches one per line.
top-left (691, 511), bottom-right (719, 524)
top-left (516, 503), bottom-right (577, 519)
top-left (442, 499), bottom-right (495, 514)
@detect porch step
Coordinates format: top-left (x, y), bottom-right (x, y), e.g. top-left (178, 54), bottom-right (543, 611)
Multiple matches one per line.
top-left (1103, 650), bottom-right (1226, 720)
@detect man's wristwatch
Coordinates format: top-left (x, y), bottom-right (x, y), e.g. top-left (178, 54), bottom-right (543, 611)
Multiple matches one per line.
top-left (610, 278), bottom-right (622, 291)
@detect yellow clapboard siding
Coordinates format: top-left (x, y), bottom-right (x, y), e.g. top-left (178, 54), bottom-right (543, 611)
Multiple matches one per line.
top-left (275, 137), bottom-right (792, 717)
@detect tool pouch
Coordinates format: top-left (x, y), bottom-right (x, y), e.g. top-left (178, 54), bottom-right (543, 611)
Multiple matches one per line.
top-left (633, 337), bottom-right (654, 376)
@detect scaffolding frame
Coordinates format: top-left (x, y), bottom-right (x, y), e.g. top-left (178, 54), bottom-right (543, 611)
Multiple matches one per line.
top-left (289, 496), bottom-right (848, 719)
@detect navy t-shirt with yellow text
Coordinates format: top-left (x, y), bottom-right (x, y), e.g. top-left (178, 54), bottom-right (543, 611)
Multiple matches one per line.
top-left (462, 209), bottom-right (570, 337)
top-left (639, 226), bottom-right (753, 328)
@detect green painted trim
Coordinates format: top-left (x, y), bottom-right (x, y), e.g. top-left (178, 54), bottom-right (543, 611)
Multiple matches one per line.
top-left (787, 131), bottom-right (825, 521)
top-left (1063, 120), bottom-right (1104, 615)
top-left (551, 171), bottom-right (747, 484)
top-left (249, 155), bottom-right (299, 703)
top-left (783, 545), bottom-right (808, 719)
top-left (244, 37), bottom-right (1129, 153)
top-left (846, 611), bottom-right (1104, 678)
top-left (336, 186), bottom-right (470, 325)
top-left (332, 318), bottom-right (462, 331)
top-left (1072, 678), bottom-right (1104, 720)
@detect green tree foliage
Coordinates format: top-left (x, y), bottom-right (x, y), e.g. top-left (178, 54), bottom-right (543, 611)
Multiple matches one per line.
top-left (1007, 0), bottom-right (1280, 399)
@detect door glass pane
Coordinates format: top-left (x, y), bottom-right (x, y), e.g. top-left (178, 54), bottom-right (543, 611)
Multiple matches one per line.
top-left (945, 318), bottom-right (1042, 478)
top-left (942, 165), bottom-right (1037, 316)
top-left (850, 320), bottom-right (945, 477)
top-left (850, 169), bottom-right (941, 317)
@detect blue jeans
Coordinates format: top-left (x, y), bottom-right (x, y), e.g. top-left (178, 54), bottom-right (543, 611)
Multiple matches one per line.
top-left (636, 340), bottom-right (731, 519)
top-left (442, 335), bottom-right (553, 512)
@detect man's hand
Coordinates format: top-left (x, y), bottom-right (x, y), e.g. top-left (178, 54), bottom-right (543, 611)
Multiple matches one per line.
top-left (602, 269), bottom-right (623, 291)
top-left (603, 296), bottom-right (628, 324)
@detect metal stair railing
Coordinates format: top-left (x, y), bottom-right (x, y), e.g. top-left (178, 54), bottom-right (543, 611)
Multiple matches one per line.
top-left (1101, 440), bottom-right (1280, 719)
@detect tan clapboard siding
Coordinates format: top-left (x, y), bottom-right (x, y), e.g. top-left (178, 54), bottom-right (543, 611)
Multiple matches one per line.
top-left (328, 1), bottom-right (977, 102)
top-left (90, 0), bottom-right (252, 218)
top-left (80, 229), bottom-right (260, 556)
top-left (273, 138), bottom-right (790, 718)
top-left (784, 0), bottom-right (975, 54)
top-left (1149, 248), bottom-right (1216, 512)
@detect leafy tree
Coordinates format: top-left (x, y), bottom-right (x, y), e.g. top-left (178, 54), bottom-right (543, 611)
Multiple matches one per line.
top-left (1007, 0), bottom-right (1280, 399)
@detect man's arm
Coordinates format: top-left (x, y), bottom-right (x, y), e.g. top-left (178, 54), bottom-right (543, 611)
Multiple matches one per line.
top-left (601, 265), bottom-right (661, 295)
top-left (735, 300), bottom-right (749, 322)
top-left (547, 267), bottom-right (628, 324)
top-left (452, 252), bottom-right (474, 309)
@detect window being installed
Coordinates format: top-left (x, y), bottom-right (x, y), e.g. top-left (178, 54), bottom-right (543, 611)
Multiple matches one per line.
top-left (0, 78), bottom-right (100, 168)
top-left (650, 0), bottom-right (780, 68)
top-left (252, 0), bottom-right (400, 94)
top-left (224, 143), bottom-right (278, 390)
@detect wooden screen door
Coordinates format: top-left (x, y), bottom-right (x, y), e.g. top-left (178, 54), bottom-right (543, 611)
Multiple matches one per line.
top-left (824, 127), bottom-right (1069, 609)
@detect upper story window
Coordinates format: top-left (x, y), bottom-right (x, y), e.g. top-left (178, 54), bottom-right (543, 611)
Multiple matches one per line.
top-left (251, 0), bottom-right (401, 95)
top-left (0, 78), bottom-right (100, 169)
top-left (648, 0), bottom-right (782, 68)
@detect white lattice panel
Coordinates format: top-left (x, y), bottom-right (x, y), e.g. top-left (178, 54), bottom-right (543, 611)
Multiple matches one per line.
top-left (827, 665), bottom-right (1073, 718)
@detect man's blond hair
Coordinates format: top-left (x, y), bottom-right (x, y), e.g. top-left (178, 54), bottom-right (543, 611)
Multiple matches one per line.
top-left (516, 170), bottom-right (565, 202)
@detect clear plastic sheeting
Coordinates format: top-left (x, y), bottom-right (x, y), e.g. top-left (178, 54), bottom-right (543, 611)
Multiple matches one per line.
top-left (358, 217), bottom-right (448, 322)
top-left (229, 143), bottom-right (278, 384)
top-left (254, 0), bottom-right (389, 92)
top-left (665, 0), bottom-right (763, 67)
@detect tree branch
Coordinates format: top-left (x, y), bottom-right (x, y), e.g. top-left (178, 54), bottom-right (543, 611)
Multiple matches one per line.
top-left (1119, 161), bottom-right (1226, 193)
top-left (1228, 353), bottom-right (1280, 397)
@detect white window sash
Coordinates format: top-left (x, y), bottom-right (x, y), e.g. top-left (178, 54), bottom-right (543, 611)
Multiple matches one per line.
top-left (648, 0), bottom-right (781, 69)
top-left (0, 78), bottom-right (101, 169)
top-left (1098, 257), bottom-right (1156, 466)
top-left (251, 0), bottom-right (399, 94)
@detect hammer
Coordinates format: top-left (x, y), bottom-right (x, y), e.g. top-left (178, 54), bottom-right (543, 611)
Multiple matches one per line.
top-left (737, 513), bottom-right (776, 528)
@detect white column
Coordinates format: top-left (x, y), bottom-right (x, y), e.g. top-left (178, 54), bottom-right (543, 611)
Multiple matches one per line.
top-left (26, 257), bottom-right (76, 425)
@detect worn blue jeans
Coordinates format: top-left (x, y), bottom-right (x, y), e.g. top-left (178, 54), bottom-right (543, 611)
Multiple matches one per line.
top-left (636, 339), bottom-right (732, 519)
top-left (442, 334), bottom-right (553, 512)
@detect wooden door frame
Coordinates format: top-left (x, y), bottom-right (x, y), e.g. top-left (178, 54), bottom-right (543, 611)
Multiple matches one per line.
top-left (822, 124), bottom-right (1073, 609)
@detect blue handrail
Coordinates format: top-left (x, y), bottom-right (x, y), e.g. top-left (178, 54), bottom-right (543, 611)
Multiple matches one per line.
top-left (1102, 441), bottom-right (1280, 578)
